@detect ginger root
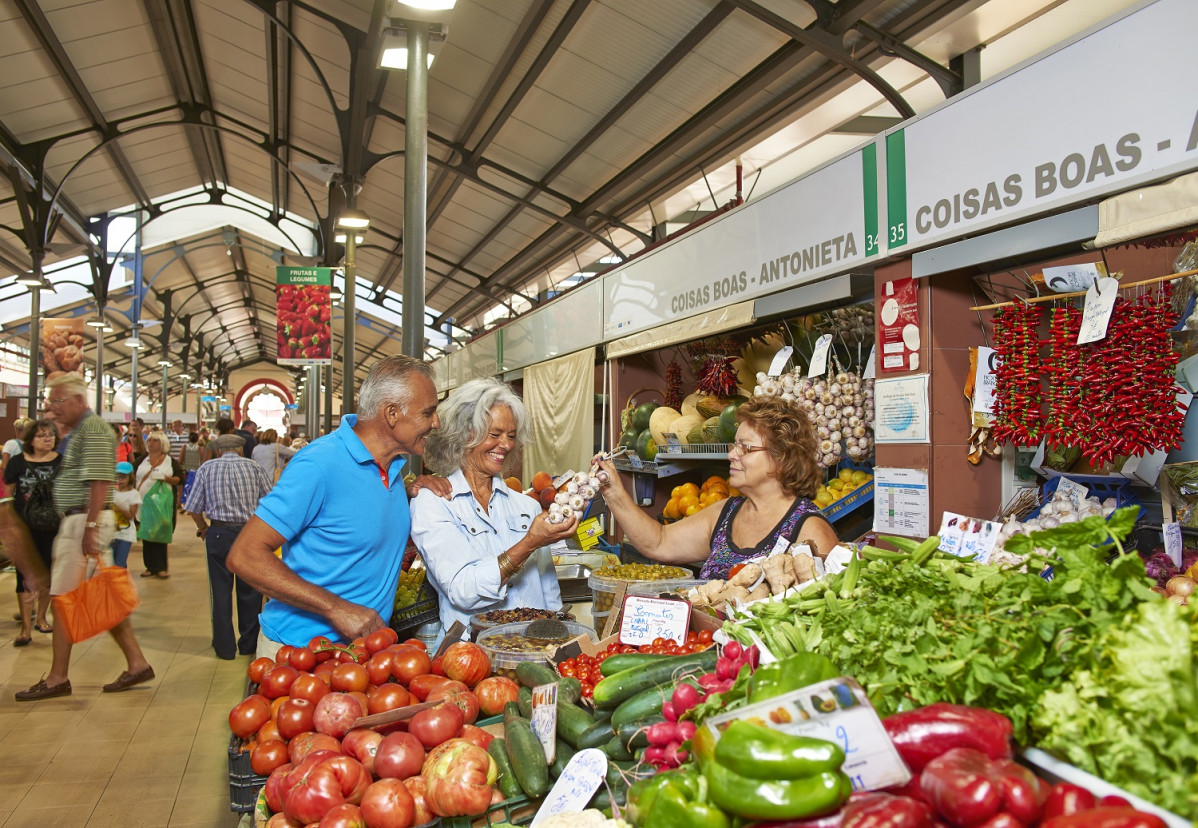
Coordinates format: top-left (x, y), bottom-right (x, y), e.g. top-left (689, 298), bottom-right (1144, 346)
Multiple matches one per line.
top-left (747, 583), bottom-right (770, 602)
top-left (728, 562), bottom-right (762, 588)
top-left (763, 554), bottom-right (797, 595)
top-left (793, 553), bottom-right (816, 583)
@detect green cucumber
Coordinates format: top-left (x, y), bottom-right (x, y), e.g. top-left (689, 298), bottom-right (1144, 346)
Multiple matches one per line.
top-left (592, 650), bottom-right (718, 708)
top-left (504, 715), bottom-right (550, 797)
top-left (515, 661), bottom-right (558, 688)
top-left (591, 706), bottom-right (613, 724)
top-left (556, 700), bottom-right (596, 747)
top-left (488, 738), bottom-right (522, 800)
top-left (576, 719), bottom-right (615, 750)
top-left (503, 701), bottom-right (524, 725)
top-left (611, 682), bottom-right (675, 730)
top-left (556, 676), bottom-right (583, 705)
top-left (550, 738), bottom-right (576, 778)
top-left (615, 715), bottom-right (662, 751)
top-left (598, 652), bottom-right (671, 676)
top-left (602, 735), bottom-right (634, 761)
top-left (517, 686), bottom-right (533, 718)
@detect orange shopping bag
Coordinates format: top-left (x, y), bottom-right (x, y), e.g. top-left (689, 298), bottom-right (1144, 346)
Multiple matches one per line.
top-left (52, 565), bottom-right (140, 643)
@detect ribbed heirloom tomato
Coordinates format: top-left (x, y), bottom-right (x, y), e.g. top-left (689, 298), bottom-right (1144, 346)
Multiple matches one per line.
top-left (473, 676), bottom-right (519, 716)
top-left (441, 642), bottom-right (490, 688)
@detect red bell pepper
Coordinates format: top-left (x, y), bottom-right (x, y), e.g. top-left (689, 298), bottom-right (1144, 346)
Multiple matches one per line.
top-left (883, 704), bottom-right (1013, 773)
top-left (919, 748), bottom-right (1045, 827)
top-left (842, 792), bottom-right (935, 827)
top-left (1039, 807), bottom-right (1167, 828)
top-left (1040, 783), bottom-right (1096, 820)
top-left (1098, 796), bottom-right (1133, 809)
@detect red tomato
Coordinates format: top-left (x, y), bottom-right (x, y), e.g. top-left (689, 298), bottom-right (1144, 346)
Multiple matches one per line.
top-left (258, 720), bottom-right (283, 745)
top-left (366, 651), bottom-right (396, 686)
top-left (316, 803), bottom-right (366, 828)
top-left (331, 662), bottom-right (370, 694)
top-left (229, 695), bottom-right (272, 739)
top-left (457, 723), bottom-right (494, 750)
top-left (248, 656), bottom-right (275, 684)
top-left (360, 778), bottom-right (416, 828)
top-left (261, 664), bottom-right (300, 699)
top-left (427, 682), bottom-right (479, 725)
top-left (442, 642), bottom-right (491, 688)
top-left (558, 664), bottom-right (576, 677)
top-left (390, 647), bottom-right (432, 685)
top-left (308, 635), bottom-right (336, 663)
top-left (474, 676), bottom-right (520, 717)
top-left (288, 646), bottom-right (316, 673)
top-left (288, 732), bottom-right (343, 764)
top-left (312, 692), bottom-right (367, 740)
top-left (276, 698), bottom-right (316, 740)
top-left (283, 754), bottom-right (372, 824)
top-left (342, 728), bottom-right (384, 776)
top-left (402, 638), bottom-right (427, 651)
top-left (408, 674), bottom-right (449, 701)
top-left (368, 683), bottom-right (412, 715)
top-left (275, 645), bottom-right (295, 665)
top-left (365, 629), bottom-right (394, 655)
top-left (251, 739), bottom-right (291, 776)
top-left (314, 662), bottom-right (336, 685)
top-left (290, 673), bottom-right (331, 705)
top-left (430, 655), bottom-right (446, 677)
top-left (698, 629), bottom-right (714, 644)
top-left (374, 731), bottom-right (426, 780)
top-left (403, 776), bottom-right (434, 825)
top-left (409, 704), bottom-right (464, 748)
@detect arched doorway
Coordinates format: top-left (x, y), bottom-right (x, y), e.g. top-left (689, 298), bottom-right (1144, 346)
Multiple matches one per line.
top-left (235, 380), bottom-right (295, 435)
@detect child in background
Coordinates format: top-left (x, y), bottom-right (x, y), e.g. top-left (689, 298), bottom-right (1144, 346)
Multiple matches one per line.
top-left (110, 461), bottom-right (141, 568)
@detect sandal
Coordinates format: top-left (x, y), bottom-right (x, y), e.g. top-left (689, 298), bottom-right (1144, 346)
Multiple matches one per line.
top-left (14, 636), bottom-right (31, 647)
top-left (140, 571), bottom-right (155, 578)
top-left (156, 572), bottom-right (170, 579)
top-left (34, 623), bottom-right (52, 634)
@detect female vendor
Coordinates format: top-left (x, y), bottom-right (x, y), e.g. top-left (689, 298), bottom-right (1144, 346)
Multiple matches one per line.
top-left (410, 378), bottom-right (578, 643)
top-left (595, 394), bottom-right (838, 579)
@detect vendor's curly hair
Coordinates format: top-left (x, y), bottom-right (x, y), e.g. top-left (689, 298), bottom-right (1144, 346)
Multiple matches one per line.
top-left (736, 395), bottom-right (821, 499)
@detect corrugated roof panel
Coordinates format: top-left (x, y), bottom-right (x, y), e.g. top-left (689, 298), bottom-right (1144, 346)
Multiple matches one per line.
top-left (485, 121), bottom-right (570, 182)
top-left (40, 0), bottom-right (130, 40)
top-left (561, 0), bottom-right (686, 86)
top-left (209, 84), bottom-right (271, 134)
top-left (292, 9), bottom-right (351, 111)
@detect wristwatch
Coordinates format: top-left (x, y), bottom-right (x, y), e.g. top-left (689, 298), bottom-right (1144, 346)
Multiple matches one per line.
top-left (85, 521), bottom-right (99, 528)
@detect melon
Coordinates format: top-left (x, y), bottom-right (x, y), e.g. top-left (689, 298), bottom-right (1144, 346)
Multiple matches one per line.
top-left (649, 406), bottom-right (682, 445)
top-left (696, 394), bottom-right (748, 420)
top-left (702, 416), bottom-right (722, 444)
top-left (670, 414), bottom-right (705, 445)
top-left (635, 429), bottom-right (658, 462)
top-left (717, 402), bottom-right (743, 443)
top-left (680, 393), bottom-right (704, 418)
top-left (631, 401), bottom-right (659, 432)
top-left (686, 421), bottom-right (708, 445)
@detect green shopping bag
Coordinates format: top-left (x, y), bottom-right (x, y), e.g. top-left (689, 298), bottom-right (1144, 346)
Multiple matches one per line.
top-left (136, 481), bottom-right (175, 543)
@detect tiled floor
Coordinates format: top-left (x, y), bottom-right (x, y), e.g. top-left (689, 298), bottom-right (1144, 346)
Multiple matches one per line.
top-left (0, 523), bottom-right (250, 827)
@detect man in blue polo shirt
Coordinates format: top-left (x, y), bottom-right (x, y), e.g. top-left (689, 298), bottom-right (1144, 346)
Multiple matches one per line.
top-left (227, 355), bottom-right (450, 652)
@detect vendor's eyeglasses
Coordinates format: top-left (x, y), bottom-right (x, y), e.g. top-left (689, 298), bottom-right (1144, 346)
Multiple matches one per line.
top-left (731, 440), bottom-right (768, 456)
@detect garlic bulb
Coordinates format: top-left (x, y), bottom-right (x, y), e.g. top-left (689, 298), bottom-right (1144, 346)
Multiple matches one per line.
top-left (547, 511), bottom-right (564, 524)
top-left (580, 485), bottom-right (596, 500)
top-left (565, 481), bottom-right (579, 494)
top-left (554, 492), bottom-right (570, 506)
top-left (574, 472), bottom-right (590, 485)
top-left (568, 494), bottom-right (585, 510)
top-left (589, 476), bottom-right (601, 489)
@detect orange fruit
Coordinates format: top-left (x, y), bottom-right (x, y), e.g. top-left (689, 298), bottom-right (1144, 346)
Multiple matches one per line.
top-left (678, 494), bottom-right (699, 513)
top-left (684, 504), bottom-right (700, 517)
top-left (701, 475), bottom-right (725, 491)
top-left (663, 499), bottom-right (680, 520)
top-left (531, 471), bottom-right (553, 492)
top-left (680, 482), bottom-right (700, 499)
top-left (671, 484), bottom-right (686, 499)
top-left (728, 486), bottom-right (741, 497)
top-left (504, 476), bottom-right (522, 491)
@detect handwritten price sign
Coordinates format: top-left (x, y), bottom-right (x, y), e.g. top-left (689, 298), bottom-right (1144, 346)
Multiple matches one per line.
top-left (618, 595), bottom-right (691, 646)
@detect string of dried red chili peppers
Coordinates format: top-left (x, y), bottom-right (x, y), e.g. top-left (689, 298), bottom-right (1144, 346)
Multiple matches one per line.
top-left (1040, 305), bottom-right (1081, 450)
top-left (991, 303), bottom-right (1044, 447)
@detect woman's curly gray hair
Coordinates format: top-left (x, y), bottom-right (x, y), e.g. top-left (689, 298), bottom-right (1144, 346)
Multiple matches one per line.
top-left (423, 378), bottom-right (529, 475)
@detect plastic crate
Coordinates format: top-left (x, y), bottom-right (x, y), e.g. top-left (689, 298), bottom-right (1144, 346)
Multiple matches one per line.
top-left (440, 794), bottom-right (540, 828)
top-left (228, 732), bottom-right (267, 814)
top-left (391, 575), bottom-right (440, 638)
top-left (1028, 474), bottom-right (1143, 521)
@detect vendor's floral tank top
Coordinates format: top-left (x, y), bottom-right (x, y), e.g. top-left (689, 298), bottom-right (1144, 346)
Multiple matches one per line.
top-left (700, 496), bottom-right (824, 580)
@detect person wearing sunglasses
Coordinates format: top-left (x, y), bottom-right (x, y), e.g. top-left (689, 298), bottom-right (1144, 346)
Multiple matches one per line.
top-left (595, 394), bottom-right (838, 579)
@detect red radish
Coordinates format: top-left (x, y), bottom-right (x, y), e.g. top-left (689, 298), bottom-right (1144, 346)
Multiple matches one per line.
top-left (716, 659), bottom-right (736, 681)
top-left (643, 746), bottom-right (667, 764)
top-left (673, 683), bottom-right (701, 716)
top-left (647, 722), bottom-right (679, 747)
top-left (746, 645), bottom-right (761, 669)
top-left (697, 673), bottom-right (721, 690)
top-left (677, 721), bottom-right (697, 742)
top-left (662, 741), bottom-right (688, 766)
top-left (661, 701), bottom-right (677, 722)
top-left (723, 641), bottom-right (742, 661)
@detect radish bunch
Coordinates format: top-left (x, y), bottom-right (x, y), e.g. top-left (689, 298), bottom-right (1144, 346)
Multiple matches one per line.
top-left (754, 367), bottom-right (875, 468)
top-left (643, 719), bottom-right (697, 770)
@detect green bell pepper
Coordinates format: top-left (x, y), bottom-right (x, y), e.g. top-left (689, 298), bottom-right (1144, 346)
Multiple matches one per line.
top-left (747, 651), bottom-right (838, 703)
top-left (714, 720), bottom-right (844, 779)
top-left (694, 725), bottom-right (852, 821)
top-left (628, 768), bottom-right (730, 828)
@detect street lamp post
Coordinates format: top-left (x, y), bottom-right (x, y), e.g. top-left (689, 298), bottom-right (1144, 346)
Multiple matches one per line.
top-left (85, 314), bottom-right (108, 413)
top-left (179, 373), bottom-right (191, 414)
top-left (335, 211), bottom-right (369, 415)
top-left (158, 360), bottom-right (171, 431)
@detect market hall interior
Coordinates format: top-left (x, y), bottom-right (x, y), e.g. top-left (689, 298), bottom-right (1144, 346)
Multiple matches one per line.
top-left (0, 524), bottom-right (246, 827)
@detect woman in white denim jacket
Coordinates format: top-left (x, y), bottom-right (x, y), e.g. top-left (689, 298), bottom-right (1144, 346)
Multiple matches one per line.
top-left (410, 379), bottom-right (577, 645)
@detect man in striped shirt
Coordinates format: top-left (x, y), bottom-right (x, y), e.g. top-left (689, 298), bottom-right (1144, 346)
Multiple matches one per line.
top-left (16, 374), bottom-right (154, 701)
top-left (184, 432), bottom-right (273, 659)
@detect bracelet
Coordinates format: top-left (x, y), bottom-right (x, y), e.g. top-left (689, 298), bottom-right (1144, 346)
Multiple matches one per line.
top-left (497, 552), bottom-right (520, 580)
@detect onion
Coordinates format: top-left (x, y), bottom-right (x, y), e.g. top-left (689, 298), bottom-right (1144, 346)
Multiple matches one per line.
top-left (1167, 593), bottom-right (1189, 606)
top-left (1167, 576), bottom-right (1197, 597)
top-left (1151, 585), bottom-right (1168, 596)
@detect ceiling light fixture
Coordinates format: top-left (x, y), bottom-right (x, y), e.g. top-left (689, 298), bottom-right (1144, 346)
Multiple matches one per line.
top-left (380, 18), bottom-right (448, 69)
top-left (395, 0), bottom-right (456, 11)
top-left (336, 208), bottom-right (371, 230)
top-left (85, 317), bottom-right (106, 328)
top-left (334, 232), bottom-right (366, 245)
top-left (157, 360), bottom-right (172, 367)
top-left (124, 336), bottom-right (143, 349)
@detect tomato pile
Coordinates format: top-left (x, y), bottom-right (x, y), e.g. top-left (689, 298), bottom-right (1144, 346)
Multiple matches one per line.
top-left (556, 629), bottom-right (715, 697)
top-left (276, 282), bottom-right (331, 360)
top-left (230, 629), bottom-right (506, 828)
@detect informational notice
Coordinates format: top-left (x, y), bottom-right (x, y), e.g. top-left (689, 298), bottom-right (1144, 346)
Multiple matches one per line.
top-left (874, 375), bottom-right (930, 443)
top-left (619, 595), bottom-right (690, 647)
top-left (877, 277), bottom-right (920, 373)
top-left (276, 266), bottom-right (333, 365)
top-left (938, 512), bottom-right (1002, 563)
top-left (972, 347), bottom-right (998, 415)
top-left (705, 677), bottom-right (910, 793)
top-left (873, 467), bottom-right (929, 537)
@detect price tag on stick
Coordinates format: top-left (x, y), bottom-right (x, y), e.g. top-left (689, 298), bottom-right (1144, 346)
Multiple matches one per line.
top-left (530, 683), bottom-right (558, 764)
top-left (769, 346), bottom-right (794, 377)
top-left (1078, 276), bottom-right (1119, 345)
top-left (808, 334), bottom-right (833, 377)
top-left (531, 749), bottom-right (608, 826)
top-left (1164, 522), bottom-right (1183, 569)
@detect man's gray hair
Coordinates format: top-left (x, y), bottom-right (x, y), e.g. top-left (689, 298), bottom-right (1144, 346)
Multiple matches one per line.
top-left (423, 378), bottom-right (528, 475)
top-left (45, 374), bottom-right (87, 398)
top-left (357, 354), bottom-right (433, 419)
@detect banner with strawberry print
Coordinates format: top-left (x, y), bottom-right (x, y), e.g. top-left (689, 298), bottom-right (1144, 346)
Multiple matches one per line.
top-left (276, 266), bottom-right (333, 364)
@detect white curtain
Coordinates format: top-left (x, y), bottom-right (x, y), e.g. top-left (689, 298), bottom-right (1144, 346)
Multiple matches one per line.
top-left (523, 347), bottom-right (595, 480)
top-left (1092, 171), bottom-right (1198, 248)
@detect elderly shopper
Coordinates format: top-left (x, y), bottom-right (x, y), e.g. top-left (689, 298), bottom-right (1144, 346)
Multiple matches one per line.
top-left (136, 430), bottom-right (183, 578)
top-left (411, 378), bottom-right (578, 644)
top-left (16, 374), bottom-right (153, 701)
top-left (228, 355), bottom-right (450, 653)
top-left (251, 428), bottom-right (296, 483)
top-left (186, 433), bottom-right (273, 660)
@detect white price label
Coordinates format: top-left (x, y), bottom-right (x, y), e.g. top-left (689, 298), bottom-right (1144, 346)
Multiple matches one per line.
top-left (862, 345), bottom-right (876, 380)
top-left (1053, 477), bottom-right (1089, 510)
top-left (1078, 276), bottom-right (1119, 345)
top-left (1164, 522), bottom-right (1183, 569)
top-left (619, 595), bottom-right (691, 646)
top-left (972, 347), bottom-right (999, 415)
top-left (1043, 263), bottom-right (1104, 293)
top-left (808, 334), bottom-right (833, 378)
top-left (530, 683), bottom-right (558, 764)
top-left (663, 432), bottom-right (682, 453)
top-left (705, 677), bottom-right (911, 792)
top-left (769, 346), bottom-right (794, 377)
top-left (531, 749), bottom-right (608, 826)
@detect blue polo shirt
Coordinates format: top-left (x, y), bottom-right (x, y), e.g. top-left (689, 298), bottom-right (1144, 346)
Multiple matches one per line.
top-left (255, 415), bottom-right (411, 645)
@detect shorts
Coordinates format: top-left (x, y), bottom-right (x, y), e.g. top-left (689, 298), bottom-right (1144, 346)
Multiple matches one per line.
top-left (50, 512), bottom-right (116, 596)
top-left (255, 629), bottom-right (283, 661)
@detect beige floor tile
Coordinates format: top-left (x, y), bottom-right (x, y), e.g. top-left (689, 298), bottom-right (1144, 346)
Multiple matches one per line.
top-left (0, 741), bottom-right (59, 768)
top-left (21, 779), bottom-right (103, 809)
top-left (0, 784), bottom-right (29, 812)
top-left (86, 797), bottom-right (176, 828)
top-left (3, 804), bottom-right (98, 826)
top-left (168, 791), bottom-right (241, 826)
top-left (0, 712), bottom-right (25, 740)
top-left (0, 766), bottom-right (43, 786)
top-left (108, 747), bottom-right (189, 785)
